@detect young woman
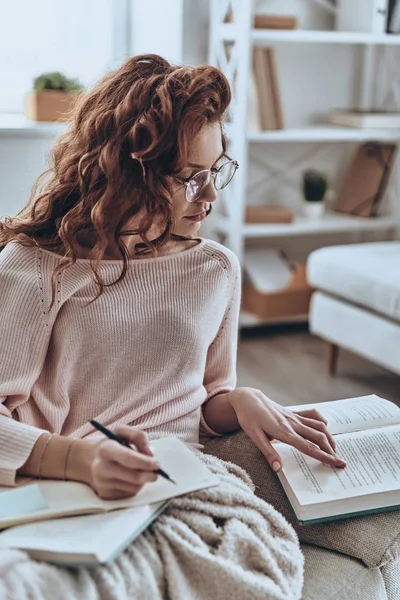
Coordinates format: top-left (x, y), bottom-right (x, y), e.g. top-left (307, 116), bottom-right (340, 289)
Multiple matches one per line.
top-left (0, 54), bottom-right (346, 501)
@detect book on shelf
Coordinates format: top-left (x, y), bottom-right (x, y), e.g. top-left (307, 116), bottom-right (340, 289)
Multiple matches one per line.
top-left (253, 14), bottom-right (298, 30)
top-left (245, 205), bottom-right (293, 224)
top-left (0, 437), bottom-right (220, 567)
top-left (274, 394), bottom-right (400, 525)
top-left (224, 11), bottom-right (298, 29)
top-left (334, 142), bottom-right (397, 217)
top-left (328, 109), bottom-right (400, 128)
top-left (247, 69), bottom-right (263, 131)
top-left (253, 47), bottom-right (284, 130)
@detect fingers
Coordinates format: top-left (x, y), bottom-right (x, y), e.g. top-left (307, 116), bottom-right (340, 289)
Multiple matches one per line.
top-left (294, 408), bottom-right (327, 425)
top-left (295, 416), bottom-right (337, 452)
top-left (98, 439), bottom-right (160, 471)
top-left (288, 433), bottom-right (346, 468)
top-left (114, 425), bottom-right (154, 456)
top-left (249, 430), bottom-right (283, 472)
top-left (294, 422), bottom-right (336, 457)
top-left (108, 460), bottom-right (159, 486)
top-left (96, 480), bottom-right (143, 500)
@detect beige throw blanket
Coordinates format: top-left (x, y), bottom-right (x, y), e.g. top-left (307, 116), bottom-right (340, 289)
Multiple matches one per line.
top-left (0, 453), bottom-right (304, 600)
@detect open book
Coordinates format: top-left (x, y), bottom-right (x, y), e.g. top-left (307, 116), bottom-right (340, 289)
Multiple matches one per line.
top-left (0, 437), bottom-right (219, 566)
top-left (275, 395), bottom-right (400, 525)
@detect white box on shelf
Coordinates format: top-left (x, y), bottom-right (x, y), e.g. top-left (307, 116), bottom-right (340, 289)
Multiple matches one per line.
top-left (336, 0), bottom-right (389, 34)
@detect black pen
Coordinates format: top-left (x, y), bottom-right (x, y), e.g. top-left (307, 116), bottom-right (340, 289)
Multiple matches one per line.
top-left (89, 419), bottom-right (176, 484)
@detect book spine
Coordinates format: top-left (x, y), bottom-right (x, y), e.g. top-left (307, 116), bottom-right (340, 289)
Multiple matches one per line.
top-left (253, 47), bottom-right (276, 130)
top-left (266, 48), bottom-right (284, 130)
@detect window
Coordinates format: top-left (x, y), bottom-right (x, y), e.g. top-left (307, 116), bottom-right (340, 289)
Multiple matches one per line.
top-left (0, 0), bottom-right (127, 113)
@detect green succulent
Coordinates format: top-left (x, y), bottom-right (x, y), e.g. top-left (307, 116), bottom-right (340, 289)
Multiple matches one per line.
top-left (302, 169), bottom-right (328, 203)
top-left (33, 72), bottom-right (84, 92)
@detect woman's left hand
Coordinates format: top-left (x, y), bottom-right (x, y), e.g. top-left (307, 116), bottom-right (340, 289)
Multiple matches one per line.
top-left (228, 387), bottom-right (347, 472)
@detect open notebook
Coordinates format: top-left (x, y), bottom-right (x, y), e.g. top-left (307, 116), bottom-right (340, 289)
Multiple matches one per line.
top-left (0, 437), bottom-right (219, 566)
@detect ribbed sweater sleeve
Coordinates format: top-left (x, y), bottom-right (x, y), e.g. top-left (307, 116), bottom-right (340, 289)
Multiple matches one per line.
top-left (200, 253), bottom-right (242, 436)
top-left (0, 243), bottom-right (56, 486)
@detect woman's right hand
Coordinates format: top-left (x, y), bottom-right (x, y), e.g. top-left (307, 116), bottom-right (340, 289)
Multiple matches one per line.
top-left (87, 426), bottom-right (161, 500)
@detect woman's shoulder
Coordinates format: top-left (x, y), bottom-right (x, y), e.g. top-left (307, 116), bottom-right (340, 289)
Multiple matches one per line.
top-left (201, 238), bottom-right (241, 274)
top-left (0, 240), bottom-right (38, 270)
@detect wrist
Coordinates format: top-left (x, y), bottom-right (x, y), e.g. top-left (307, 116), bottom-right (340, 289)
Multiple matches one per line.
top-left (66, 438), bottom-right (101, 486)
top-left (227, 388), bottom-right (242, 411)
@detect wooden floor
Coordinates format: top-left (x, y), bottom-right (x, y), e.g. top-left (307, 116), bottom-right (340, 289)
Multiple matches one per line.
top-left (237, 324), bottom-right (400, 408)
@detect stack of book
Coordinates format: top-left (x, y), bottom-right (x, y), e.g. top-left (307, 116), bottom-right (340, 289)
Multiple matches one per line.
top-left (328, 110), bottom-right (400, 128)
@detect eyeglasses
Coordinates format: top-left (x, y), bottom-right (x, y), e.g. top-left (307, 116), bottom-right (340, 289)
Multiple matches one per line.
top-left (173, 155), bottom-right (239, 203)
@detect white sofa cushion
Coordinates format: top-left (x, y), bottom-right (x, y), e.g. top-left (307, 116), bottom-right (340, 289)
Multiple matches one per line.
top-left (307, 242), bottom-right (400, 323)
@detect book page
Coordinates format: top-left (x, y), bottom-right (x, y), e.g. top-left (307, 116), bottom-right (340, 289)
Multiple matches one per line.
top-left (277, 423), bottom-right (400, 506)
top-left (288, 395), bottom-right (400, 435)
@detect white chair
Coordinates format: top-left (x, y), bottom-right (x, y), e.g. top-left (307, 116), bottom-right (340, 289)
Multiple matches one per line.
top-left (307, 241), bottom-right (400, 376)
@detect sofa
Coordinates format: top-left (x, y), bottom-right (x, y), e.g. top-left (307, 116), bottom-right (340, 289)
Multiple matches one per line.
top-left (307, 241), bottom-right (400, 376)
top-left (202, 431), bottom-right (400, 600)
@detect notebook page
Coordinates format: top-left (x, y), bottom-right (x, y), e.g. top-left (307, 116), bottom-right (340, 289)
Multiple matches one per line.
top-left (0, 481), bottom-right (105, 529)
top-left (288, 395), bottom-right (400, 436)
top-left (0, 484), bottom-right (47, 519)
top-left (276, 423), bottom-right (400, 506)
top-left (0, 502), bottom-right (166, 561)
top-left (99, 437), bottom-right (220, 510)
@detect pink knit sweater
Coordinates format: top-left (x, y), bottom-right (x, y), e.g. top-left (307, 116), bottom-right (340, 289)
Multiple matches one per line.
top-left (0, 238), bottom-right (241, 487)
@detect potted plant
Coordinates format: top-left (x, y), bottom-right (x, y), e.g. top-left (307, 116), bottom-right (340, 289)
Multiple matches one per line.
top-left (24, 72), bottom-right (84, 122)
top-left (302, 169), bottom-right (328, 219)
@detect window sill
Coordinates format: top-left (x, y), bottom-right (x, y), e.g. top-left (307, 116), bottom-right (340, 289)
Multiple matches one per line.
top-left (0, 114), bottom-right (70, 136)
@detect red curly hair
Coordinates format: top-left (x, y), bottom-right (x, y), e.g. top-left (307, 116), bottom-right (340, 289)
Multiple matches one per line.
top-left (0, 54), bottom-right (231, 301)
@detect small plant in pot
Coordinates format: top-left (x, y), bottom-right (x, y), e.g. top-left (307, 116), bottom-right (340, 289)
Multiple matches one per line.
top-left (24, 72), bottom-right (84, 122)
top-left (302, 169), bottom-right (328, 219)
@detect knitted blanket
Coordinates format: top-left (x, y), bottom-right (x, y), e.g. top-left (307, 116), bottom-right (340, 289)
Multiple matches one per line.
top-left (0, 453), bottom-right (304, 600)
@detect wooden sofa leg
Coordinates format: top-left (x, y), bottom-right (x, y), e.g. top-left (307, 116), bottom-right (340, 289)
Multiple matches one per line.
top-left (326, 342), bottom-right (339, 376)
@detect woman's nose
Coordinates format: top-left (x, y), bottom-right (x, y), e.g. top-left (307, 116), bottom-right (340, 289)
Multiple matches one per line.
top-left (201, 179), bottom-right (218, 203)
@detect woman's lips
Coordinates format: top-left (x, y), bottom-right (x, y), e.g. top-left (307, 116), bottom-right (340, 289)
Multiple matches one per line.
top-left (186, 211), bottom-right (207, 221)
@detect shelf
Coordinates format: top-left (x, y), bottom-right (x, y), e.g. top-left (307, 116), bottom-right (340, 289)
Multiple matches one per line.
top-left (0, 114), bottom-right (69, 136)
top-left (215, 212), bottom-right (399, 238)
top-left (247, 126), bottom-right (400, 142)
top-left (239, 309), bottom-right (308, 328)
top-left (220, 25), bottom-right (400, 45)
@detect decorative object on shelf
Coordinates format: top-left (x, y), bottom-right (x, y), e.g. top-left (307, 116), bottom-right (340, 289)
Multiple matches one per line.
top-left (387, 0), bottom-right (400, 32)
top-left (253, 47), bottom-right (284, 130)
top-left (245, 205), bottom-right (293, 224)
top-left (336, 0), bottom-right (389, 34)
top-left (334, 142), bottom-right (397, 217)
top-left (24, 72), bottom-right (84, 122)
top-left (302, 169), bottom-right (328, 219)
top-left (253, 15), bottom-right (298, 30)
top-left (242, 247), bottom-right (312, 320)
top-left (328, 109), bottom-right (400, 128)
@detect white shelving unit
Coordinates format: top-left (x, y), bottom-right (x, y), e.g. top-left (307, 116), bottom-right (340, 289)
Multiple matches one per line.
top-left (207, 0), bottom-right (400, 328)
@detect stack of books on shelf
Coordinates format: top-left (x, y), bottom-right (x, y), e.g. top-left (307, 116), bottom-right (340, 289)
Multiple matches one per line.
top-left (328, 110), bottom-right (400, 129)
